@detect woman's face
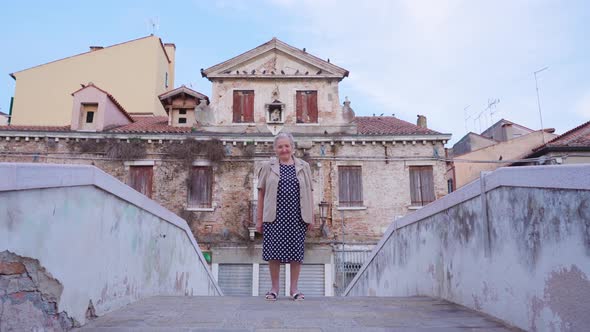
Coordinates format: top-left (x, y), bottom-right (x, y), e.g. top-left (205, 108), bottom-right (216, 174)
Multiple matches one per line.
top-left (274, 137), bottom-right (293, 159)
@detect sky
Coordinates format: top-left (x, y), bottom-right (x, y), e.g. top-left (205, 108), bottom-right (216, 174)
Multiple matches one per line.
top-left (1, 0), bottom-right (588, 145)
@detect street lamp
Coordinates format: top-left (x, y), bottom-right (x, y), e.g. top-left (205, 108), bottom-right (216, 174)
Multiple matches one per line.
top-left (319, 201), bottom-right (330, 237)
top-left (248, 200), bottom-right (257, 241)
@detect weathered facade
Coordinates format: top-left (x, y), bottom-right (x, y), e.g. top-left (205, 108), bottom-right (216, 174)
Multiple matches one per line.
top-left (1, 37), bottom-right (452, 295)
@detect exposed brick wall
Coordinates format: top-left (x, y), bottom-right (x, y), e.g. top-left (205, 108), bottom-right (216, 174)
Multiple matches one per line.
top-left (0, 137), bottom-right (447, 248)
top-left (0, 250), bottom-right (77, 331)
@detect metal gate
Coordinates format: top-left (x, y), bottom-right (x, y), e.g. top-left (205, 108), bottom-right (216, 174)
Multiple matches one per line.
top-left (218, 264), bottom-right (252, 296)
top-left (334, 250), bottom-right (372, 295)
top-left (258, 264), bottom-right (285, 296)
top-left (298, 264), bottom-right (325, 296)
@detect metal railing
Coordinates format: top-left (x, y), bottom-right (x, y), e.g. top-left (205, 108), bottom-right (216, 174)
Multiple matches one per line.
top-left (333, 249), bottom-right (372, 296)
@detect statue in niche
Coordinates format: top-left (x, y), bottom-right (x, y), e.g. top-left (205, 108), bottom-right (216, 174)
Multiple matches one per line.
top-left (270, 108), bottom-right (281, 122)
top-left (267, 99), bottom-right (284, 123)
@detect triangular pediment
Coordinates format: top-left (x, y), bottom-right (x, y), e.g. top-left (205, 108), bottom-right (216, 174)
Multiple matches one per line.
top-left (202, 38), bottom-right (349, 80)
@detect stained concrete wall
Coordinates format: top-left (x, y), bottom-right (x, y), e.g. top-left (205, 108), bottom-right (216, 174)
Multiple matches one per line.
top-left (0, 163), bottom-right (221, 328)
top-left (346, 164), bottom-right (590, 332)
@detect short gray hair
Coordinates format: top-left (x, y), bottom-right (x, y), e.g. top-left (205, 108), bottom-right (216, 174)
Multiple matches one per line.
top-left (273, 132), bottom-right (295, 150)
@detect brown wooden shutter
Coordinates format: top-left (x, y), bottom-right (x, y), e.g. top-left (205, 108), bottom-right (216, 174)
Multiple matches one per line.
top-left (409, 167), bottom-right (422, 205)
top-left (339, 166), bottom-right (362, 207)
top-left (349, 167), bottom-right (362, 205)
top-left (129, 166), bottom-right (153, 198)
top-left (243, 91), bottom-right (254, 122)
top-left (409, 166), bottom-right (435, 205)
top-left (232, 91), bottom-right (241, 123)
top-left (233, 91), bottom-right (254, 123)
top-left (296, 91), bottom-right (318, 123)
top-left (338, 166), bottom-right (350, 206)
top-left (307, 91), bottom-right (318, 123)
top-left (189, 166), bottom-right (212, 208)
top-left (420, 167), bottom-right (435, 204)
top-left (296, 91), bottom-right (304, 123)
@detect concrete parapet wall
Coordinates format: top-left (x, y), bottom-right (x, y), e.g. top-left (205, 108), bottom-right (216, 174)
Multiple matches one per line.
top-left (0, 163), bottom-right (221, 328)
top-left (346, 164), bottom-right (590, 332)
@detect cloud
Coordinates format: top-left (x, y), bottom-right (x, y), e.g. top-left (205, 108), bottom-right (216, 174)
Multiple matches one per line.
top-left (260, 0), bottom-right (587, 142)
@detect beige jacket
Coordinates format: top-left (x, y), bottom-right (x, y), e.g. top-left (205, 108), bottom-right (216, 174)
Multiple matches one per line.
top-left (257, 156), bottom-right (314, 224)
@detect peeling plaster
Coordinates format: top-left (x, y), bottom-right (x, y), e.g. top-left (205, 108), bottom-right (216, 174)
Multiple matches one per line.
top-left (347, 182), bottom-right (590, 332)
top-left (545, 265), bottom-right (590, 331)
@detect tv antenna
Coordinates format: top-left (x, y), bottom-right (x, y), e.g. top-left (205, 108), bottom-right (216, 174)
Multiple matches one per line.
top-left (147, 17), bottom-right (160, 35)
top-left (485, 98), bottom-right (500, 124)
top-left (534, 66), bottom-right (549, 144)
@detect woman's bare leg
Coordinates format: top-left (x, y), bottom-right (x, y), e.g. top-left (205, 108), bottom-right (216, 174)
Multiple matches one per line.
top-left (290, 261), bottom-right (301, 295)
top-left (269, 260), bottom-right (280, 293)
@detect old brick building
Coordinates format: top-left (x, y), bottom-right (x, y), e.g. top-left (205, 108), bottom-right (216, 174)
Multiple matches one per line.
top-left (1, 37), bottom-right (451, 296)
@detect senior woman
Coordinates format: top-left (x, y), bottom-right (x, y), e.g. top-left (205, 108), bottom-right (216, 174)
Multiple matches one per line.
top-left (256, 132), bottom-right (314, 301)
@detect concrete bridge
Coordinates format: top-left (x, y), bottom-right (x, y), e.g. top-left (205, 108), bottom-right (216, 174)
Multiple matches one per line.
top-left (1, 163), bottom-right (589, 331)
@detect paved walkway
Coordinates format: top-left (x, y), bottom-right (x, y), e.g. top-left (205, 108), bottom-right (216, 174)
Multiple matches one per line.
top-left (77, 296), bottom-right (520, 332)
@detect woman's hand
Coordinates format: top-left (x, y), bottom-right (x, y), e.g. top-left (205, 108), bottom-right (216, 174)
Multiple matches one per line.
top-left (307, 216), bottom-right (314, 231)
top-left (256, 221), bottom-right (263, 234)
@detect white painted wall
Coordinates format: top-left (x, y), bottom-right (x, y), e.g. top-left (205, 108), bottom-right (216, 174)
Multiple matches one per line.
top-left (0, 163), bottom-right (222, 326)
top-left (345, 164), bottom-right (590, 332)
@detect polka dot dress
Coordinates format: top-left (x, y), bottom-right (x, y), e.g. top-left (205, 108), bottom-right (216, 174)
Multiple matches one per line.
top-left (263, 163), bottom-right (307, 263)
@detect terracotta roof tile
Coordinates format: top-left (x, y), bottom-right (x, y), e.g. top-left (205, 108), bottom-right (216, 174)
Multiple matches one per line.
top-left (534, 120), bottom-right (590, 151)
top-left (1, 116), bottom-right (446, 136)
top-left (110, 116), bottom-right (191, 133)
top-left (355, 116), bottom-right (442, 135)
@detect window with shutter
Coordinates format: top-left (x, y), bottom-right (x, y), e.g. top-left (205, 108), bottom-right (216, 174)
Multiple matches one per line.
top-left (189, 166), bottom-right (213, 208)
top-left (129, 166), bottom-right (153, 198)
top-left (232, 90), bottom-right (254, 123)
top-left (296, 91), bottom-right (318, 123)
top-left (338, 166), bottom-right (363, 207)
top-left (409, 166), bottom-right (435, 206)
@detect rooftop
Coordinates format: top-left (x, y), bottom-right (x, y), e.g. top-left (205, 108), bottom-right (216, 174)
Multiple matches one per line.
top-left (0, 116), bottom-right (446, 137)
top-left (533, 120), bottom-right (590, 151)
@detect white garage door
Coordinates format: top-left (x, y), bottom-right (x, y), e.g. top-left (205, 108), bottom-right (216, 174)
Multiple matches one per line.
top-left (298, 264), bottom-right (325, 297)
top-left (218, 264), bottom-right (252, 296)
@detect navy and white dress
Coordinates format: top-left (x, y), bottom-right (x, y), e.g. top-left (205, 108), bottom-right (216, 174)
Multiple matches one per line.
top-left (262, 163), bottom-right (307, 263)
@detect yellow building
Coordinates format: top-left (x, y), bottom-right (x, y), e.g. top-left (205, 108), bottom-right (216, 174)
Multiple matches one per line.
top-left (9, 35), bottom-right (175, 126)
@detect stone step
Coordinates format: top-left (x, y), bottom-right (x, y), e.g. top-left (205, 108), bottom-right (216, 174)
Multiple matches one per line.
top-left (77, 296), bottom-right (520, 331)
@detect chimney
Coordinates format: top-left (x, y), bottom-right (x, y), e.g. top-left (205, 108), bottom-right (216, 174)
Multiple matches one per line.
top-left (89, 46), bottom-right (103, 52)
top-left (417, 115), bottom-right (427, 128)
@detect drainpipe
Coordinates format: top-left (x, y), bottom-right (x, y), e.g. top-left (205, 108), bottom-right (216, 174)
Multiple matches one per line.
top-left (8, 97), bottom-right (14, 125)
top-left (341, 209), bottom-right (345, 295)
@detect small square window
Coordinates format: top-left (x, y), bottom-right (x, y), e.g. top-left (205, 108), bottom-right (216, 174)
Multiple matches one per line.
top-left (86, 111), bottom-right (95, 123)
top-left (179, 109), bottom-right (187, 115)
top-left (178, 117), bottom-right (187, 124)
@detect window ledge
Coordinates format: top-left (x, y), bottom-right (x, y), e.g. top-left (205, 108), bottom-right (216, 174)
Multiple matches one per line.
top-left (295, 123), bottom-right (320, 126)
top-left (186, 207), bottom-right (215, 212)
top-left (337, 206), bottom-right (367, 211)
top-left (407, 205), bottom-right (424, 210)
